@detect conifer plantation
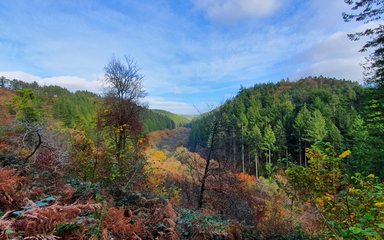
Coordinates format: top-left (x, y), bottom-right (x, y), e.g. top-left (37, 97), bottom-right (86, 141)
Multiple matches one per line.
top-left (0, 1), bottom-right (384, 239)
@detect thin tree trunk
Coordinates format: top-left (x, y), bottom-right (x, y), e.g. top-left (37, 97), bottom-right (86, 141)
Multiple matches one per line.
top-left (198, 120), bottom-right (218, 209)
top-left (299, 138), bottom-right (302, 166)
top-left (248, 150), bottom-right (251, 173)
top-left (241, 123), bottom-right (245, 173)
top-left (285, 148), bottom-right (289, 168)
top-left (233, 127), bottom-right (236, 170)
top-left (304, 142), bottom-right (307, 167)
top-left (23, 130), bottom-right (42, 163)
top-left (268, 148), bottom-right (271, 164)
top-left (255, 150), bottom-right (258, 178)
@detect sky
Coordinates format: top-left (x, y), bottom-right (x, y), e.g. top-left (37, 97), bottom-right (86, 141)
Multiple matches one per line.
top-left (0, 0), bottom-right (374, 114)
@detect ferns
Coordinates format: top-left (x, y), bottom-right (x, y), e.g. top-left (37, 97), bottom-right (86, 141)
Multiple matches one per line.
top-left (0, 167), bottom-right (26, 210)
top-left (102, 207), bottom-right (145, 239)
top-left (12, 203), bottom-right (100, 238)
top-left (24, 234), bottom-right (60, 240)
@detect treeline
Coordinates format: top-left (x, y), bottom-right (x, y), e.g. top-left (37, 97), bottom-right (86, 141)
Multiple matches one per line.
top-left (141, 109), bottom-right (177, 132)
top-left (0, 76), bottom-right (188, 134)
top-left (189, 76), bottom-right (383, 178)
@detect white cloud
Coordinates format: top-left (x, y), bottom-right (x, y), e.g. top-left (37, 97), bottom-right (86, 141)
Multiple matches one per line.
top-left (145, 96), bottom-right (198, 115)
top-left (0, 71), bottom-right (103, 93)
top-left (293, 29), bottom-right (367, 83)
top-left (194, 0), bottom-right (283, 22)
top-left (293, 58), bottom-right (364, 83)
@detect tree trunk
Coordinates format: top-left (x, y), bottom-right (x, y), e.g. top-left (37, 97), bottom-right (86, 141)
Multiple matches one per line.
top-left (285, 148), bottom-right (289, 168)
top-left (255, 150), bottom-right (259, 178)
top-left (241, 123), bottom-right (245, 173)
top-left (299, 138), bottom-right (302, 166)
top-left (268, 148), bottom-right (271, 164)
top-left (304, 142), bottom-right (307, 167)
top-left (232, 127), bottom-right (236, 170)
top-left (198, 120), bottom-right (218, 209)
top-left (248, 150), bottom-right (251, 173)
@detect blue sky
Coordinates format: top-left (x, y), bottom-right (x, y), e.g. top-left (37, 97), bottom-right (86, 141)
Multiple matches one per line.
top-left (0, 0), bottom-right (372, 114)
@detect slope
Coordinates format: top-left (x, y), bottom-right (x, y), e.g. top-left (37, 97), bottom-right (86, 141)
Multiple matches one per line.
top-left (189, 76), bottom-right (366, 174)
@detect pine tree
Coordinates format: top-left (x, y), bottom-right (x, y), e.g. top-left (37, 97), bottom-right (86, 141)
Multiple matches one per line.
top-left (306, 110), bottom-right (327, 143)
top-left (262, 124), bottom-right (276, 165)
top-left (293, 104), bottom-right (311, 165)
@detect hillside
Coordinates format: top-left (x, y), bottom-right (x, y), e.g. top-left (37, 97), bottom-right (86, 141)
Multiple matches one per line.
top-left (0, 78), bottom-right (188, 134)
top-left (151, 109), bottom-right (191, 126)
top-left (0, 88), bottom-right (15, 126)
top-left (188, 77), bottom-right (378, 175)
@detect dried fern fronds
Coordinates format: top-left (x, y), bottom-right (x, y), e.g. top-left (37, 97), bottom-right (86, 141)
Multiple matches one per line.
top-left (13, 202), bottom-right (100, 237)
top-left (102, 207), bottom-right (145, 239)
top-left (0, 167), bottom-right (26, 210)
top-left (24, 234), bottom-right (60, 240)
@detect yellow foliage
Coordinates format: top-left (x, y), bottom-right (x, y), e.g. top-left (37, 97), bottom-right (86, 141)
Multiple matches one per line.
top-left (315, 197), bottom-right (325, 209)
top-left (348, 187), bottom-right (357, 194)
top-left (152, 150), bottom-right (166, 162)
top-left (338, 150), bottom-right (351, 159)
top-left (374, 202), bottom-right (384, 208)
top-left (18, 148), bottom-right (30, 159)
top-left (367, 174), bottom-right (375, 179)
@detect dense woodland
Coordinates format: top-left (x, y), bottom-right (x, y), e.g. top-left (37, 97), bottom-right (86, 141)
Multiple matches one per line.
top-left (189, 76), bottom-right (383, 178)
top-left (0, 1), bottom-right (384, 239)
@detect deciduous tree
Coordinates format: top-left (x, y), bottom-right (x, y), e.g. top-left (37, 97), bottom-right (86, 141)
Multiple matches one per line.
top-left (98, 56), bottom-right (146, 186)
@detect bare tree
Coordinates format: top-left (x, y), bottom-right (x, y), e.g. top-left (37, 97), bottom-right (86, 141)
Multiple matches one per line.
top-left (99, 56), bottom-right (147, 184)
top-left (197, 109), bottom-right (222, 209)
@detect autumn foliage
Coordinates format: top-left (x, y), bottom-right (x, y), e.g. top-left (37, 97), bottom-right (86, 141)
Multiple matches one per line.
top-left (0, 168), bottom-right (26, 210)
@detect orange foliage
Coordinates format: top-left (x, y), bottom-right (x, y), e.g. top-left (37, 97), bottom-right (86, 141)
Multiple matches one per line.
top-left (0, 167), bottom-right (26, 210)
top-left (102, 207), bottom-right (146, 239)
top-left (237, 172), bottom-right (256, 182)
top-left (12, 203), bottom-right (100, 237)
top-left (0, 141), bottom-right (12, 154)
top-left (101, 202), bottom-right (179, 239)
top-left (0, 88), bottom-right (16, 126)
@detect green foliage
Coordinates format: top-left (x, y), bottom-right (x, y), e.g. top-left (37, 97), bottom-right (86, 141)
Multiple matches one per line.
top-left (293, 104), bottom-right (311, 140)
top-left (67, 179), bottom-right (102, 200)
top-left (189, 77), bottom-right (365, 174)
top-left (285, 145), bottom-right (384, 239)
top-left (8, 89), bottom-right (41, 125)
top-left (262, 124), bottom-right (276, 151)
top-left (55, 222), bottom-right (81, 237)
top-left (52, 90), bottom-right (99, 133)
top-left (151, 109), bottom-right (191, 126)
top-left (141, 109), bottom-right (177, 132)
top-left (306, 110), bottom-right (327, 143)
top-left (177, 208), bottom-right (229, 237)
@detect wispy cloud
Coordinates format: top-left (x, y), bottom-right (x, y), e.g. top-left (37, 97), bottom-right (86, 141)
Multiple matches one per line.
top-left (145, 96), bottom-right (198, 115)
top-left (0, 71), bottom-right (103, 93)
top-left (194, 0), bottom-right (283, 22)
top-left (292, 31), bottom-right (365, 82)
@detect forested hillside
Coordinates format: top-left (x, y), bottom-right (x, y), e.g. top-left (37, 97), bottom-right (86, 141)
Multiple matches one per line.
top-left (142, 109), bottom-right (191, 133)
top-left (1, 75), bottom-right (383, 239)
top-left (189, 77), bottom-right (383, 178)
top-left (0, 77), bottom-right (188, 134)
